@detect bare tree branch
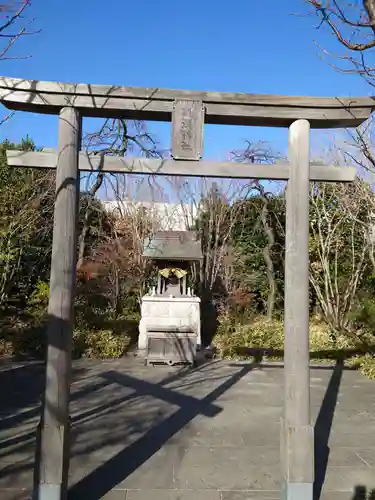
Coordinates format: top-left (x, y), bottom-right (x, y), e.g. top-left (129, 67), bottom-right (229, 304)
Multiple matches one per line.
top-left (304, 0), bottom-right (375, 85)
top-left (309, 177), bottom-right (374, 338)
top-left (77, 118), bottom-right (165, 271)
top-left (0, 1), bottom-right (39, 60)
top-left (0, 2), bottom-right (39, 125)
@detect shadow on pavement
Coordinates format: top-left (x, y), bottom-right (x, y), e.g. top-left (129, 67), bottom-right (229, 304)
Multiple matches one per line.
top-left (352, 485), bottom-right (375, 499)
top-left (314, 360), bottom-right (343, 500)
top-left (68, 362), bottom-right (258, 500)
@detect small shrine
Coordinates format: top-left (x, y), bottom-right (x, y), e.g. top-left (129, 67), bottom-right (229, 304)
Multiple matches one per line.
top-left (138, 231), bottom-right (203, 365)
top-left (144, 231), bottom-right (202, 296)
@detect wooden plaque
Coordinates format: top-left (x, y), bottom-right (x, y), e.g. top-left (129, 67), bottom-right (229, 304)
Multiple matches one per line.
top-left (171, 99), bottom-right (204, 160)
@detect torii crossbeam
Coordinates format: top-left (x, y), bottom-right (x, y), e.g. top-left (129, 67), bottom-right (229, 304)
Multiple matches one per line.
top-left (1, 75), bottom-right (373, 500)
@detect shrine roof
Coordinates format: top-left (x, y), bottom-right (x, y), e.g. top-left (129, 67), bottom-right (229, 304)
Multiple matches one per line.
top-left (143, 231), bottom-right (203, 261)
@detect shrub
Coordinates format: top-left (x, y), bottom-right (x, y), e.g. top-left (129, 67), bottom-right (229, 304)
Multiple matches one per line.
top-left (213, 316), bottom-right (284, 359)
top-left (25, 281), bottom-right (50, 321)
top-left (350, 297), bottom-right (375, 348)
top-left (4, 317), bottom-right (132, 360)
top-left (74, 328), bottom-right (131, 359)
top-left (72, 328), bottom-right (89, 359)
top-left (213, 315), bottom-right (368, 367)
top-left (0, 338), bottom-right (12, 356)
top-left (10, 321), bottom-right (47, 359)
top-left (357, 355), bottom-right (375, 379)
top-left (345, 354), bottom-right (375, 379)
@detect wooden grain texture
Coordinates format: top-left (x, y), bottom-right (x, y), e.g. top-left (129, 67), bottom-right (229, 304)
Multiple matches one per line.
top-left (0, 76), bottom-right (373, 127)
top-left (6, 150), bottom-right (357, 181)
top-left (282, 119), bottom-right (314, 495)
top-left (0, 75), bottom-right (373, 106)
top-left (37, 107), bottom-right (81, 500)
top-left (280, 422), bottom-right (314, 483)
top-left (171, 99), bottom-right (204, 160)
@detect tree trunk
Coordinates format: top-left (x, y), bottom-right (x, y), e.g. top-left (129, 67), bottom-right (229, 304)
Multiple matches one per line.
top-left (258, 183), bottom-right (276, 320)
top-left (77, 172), bottom-right (104, 269)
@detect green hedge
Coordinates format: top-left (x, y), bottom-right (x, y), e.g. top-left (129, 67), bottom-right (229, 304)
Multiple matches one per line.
top-left (213, 315), bottom-right (375, 378)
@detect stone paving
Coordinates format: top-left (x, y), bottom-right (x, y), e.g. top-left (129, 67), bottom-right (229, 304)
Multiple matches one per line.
top-left (0, 358), bottom-right (375, 499)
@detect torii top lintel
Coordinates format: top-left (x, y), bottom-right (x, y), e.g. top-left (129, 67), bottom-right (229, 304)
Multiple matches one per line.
top-left (0, 76), bottom-right (374, 129)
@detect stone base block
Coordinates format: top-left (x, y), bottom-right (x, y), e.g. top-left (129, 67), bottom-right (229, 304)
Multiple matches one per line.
top-left (33, 418), bottom-right (70, 500)
top-left (36, 483), bottom-right (64, 500)
top-left (280, 419), bottom-right (314, 483)
top-left (281, 481), bottom-right (313, 500)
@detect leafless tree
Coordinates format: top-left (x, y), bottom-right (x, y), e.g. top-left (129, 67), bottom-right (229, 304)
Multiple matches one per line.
top-left (168, 174), bottom-right (252, 314)
top-left (77, 118), bottom-right (164, 269)
top-left (0, 1), bottom-right (39, 125)
top-left (309, 177), bottom-right (374, 338)
top-left (0, 1), bottom-right (37, 60)
top-left (169, 141), bottom-right (283, 320)
top-left (80, 208), bottom-right (155, 313)
top-left (302, 0), bottom-right (375, 222)
top-left (199, 180), bottom-right (251, 294)
top-left (304, 0), bottom-right (375, 86)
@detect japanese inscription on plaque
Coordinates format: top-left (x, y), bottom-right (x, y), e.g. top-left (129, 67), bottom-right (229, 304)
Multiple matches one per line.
top-left (171, 99), bottom-right (205, 160)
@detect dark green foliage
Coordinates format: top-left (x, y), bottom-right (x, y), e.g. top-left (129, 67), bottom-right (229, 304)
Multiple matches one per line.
top-left (0, 137), bottom-right (134, 358)
top-left (0, 138), bottom-right (54, 314)
top-left (78, 193), bottom-right (114, 249)
top-left (231, 194), bottom-right (286, 315)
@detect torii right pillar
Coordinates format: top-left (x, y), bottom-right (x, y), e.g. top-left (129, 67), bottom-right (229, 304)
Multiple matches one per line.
top-left (282, 119), bottom-right (314, 500)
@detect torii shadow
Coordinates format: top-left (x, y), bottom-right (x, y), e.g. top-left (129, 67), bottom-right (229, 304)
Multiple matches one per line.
top-left (68, 362), bottom-right (257, 499)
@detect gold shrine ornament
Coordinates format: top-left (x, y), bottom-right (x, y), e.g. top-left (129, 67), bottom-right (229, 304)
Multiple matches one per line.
top-left (159, 268), bottom-right (187, 279)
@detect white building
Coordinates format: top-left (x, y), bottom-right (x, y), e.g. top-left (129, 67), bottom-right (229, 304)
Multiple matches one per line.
top-left (103, 200), bottom-right (198, 231)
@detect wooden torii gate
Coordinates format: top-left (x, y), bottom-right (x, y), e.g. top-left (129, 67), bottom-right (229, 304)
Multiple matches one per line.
top-left (1, 76), bottom-right (374, 500)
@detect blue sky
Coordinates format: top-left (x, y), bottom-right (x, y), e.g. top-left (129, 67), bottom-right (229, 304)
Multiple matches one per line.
top-left (0, 0), bottom-right (372, 197)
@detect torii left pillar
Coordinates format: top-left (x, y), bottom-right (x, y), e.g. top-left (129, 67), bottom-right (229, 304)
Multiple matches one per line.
top-left (35, 107), bottom-right (81, 500)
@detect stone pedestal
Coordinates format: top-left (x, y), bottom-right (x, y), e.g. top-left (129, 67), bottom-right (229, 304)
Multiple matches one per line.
top-left (138, 295), bottom-right (201, 354)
